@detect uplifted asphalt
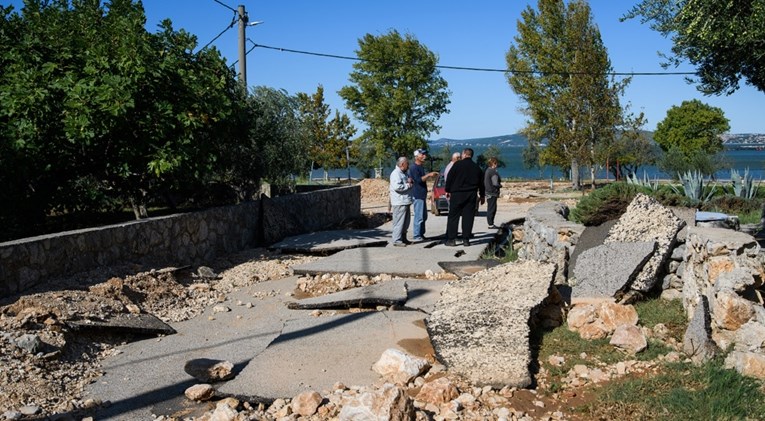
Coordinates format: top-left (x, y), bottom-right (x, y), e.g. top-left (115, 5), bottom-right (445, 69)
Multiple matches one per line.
top-left (84, 204), bottom-right (531, 420)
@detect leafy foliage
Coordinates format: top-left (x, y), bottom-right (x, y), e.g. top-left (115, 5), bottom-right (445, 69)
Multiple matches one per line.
top-left (476, 145), bottom-right (507, 171)
top-left (0, 1), bottom-right (319, 240)
top-left (623, 0), bottom-right (765, 95)
top-left (296, 86), bottom-right (357, 181)
top-left (339, 30), bottom-right (450, 166)
top-left (570, 182), bottom-right (652, 226)
top-left (506, 0), bottom-right (629, 190)
top-left (654, 100), bottom-right (729, 157)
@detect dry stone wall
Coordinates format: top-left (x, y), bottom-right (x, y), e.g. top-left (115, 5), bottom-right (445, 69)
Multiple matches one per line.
top-left (0, 186), bottom-right (360, 297)
top-left (517, 201), bottom-right (583, 284)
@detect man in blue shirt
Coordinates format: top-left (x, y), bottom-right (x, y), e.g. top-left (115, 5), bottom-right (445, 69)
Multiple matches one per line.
top-left (409, 149), bottom-right (439, 242)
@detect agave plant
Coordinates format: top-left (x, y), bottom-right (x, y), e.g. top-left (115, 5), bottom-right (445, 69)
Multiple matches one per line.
top-left (625, 170), bottom-right (660, 191)
top-left (670, 170), bottom-right (716, 203)
top-left (729, 168), bottom-right (761, 199)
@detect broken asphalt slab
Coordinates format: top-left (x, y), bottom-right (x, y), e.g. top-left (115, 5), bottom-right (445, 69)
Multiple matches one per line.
top-left (66, 313), bottom-right (176, 336)
top-left (291, 233), bottom-right (496, 278)
top-left (84, 277), bottom-right (298, 420)
top-left (216, 310), bottom-right (431, 401)
top-left (287, 279), bottom-right (446, 313)
top-left (287, 279), bottom-right (408, 309)
top-left (269, 228), bottom-right (390, 254)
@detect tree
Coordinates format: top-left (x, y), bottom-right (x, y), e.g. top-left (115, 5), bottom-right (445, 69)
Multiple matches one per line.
top-left (297, 86), bottom-right (357, 181)
top-left (476, 145), bottom-right (507, 171)
top-left (506, 0), bottom-right (627, 189)
top-left (653, 99), bottom-right (729, 176)
top-left (623, 0), bottom-right (765, 95)
top-left (339, 30), bottom-right (450, 174)
top-left (0, 0), bottom-right (247, 223)
top-left (654, 99), bottom-right (729, 156)
top-left (326, 110), bottom-right (358, 177)
top-left (522, 143), bottom-right (544, 179)
top-left (296, 86), bottom-right (331, 180)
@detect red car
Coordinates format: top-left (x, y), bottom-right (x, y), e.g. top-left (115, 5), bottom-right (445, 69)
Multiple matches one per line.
top-left (430, 172), bottom-right (449, 216)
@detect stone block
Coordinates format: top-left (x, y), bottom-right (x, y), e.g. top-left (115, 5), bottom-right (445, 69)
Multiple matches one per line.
top-left (606, 194), bottom-right (685, 292)
top-left (683, 295), bottom-right (717, 363)
top-left (571, 241), bottom-right (655, 299)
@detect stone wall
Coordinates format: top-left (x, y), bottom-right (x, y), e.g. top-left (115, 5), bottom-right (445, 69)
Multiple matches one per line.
top-left (517, 201), bottom-right (584, 284)
top-left (0, 186), bottom-right (360, 297)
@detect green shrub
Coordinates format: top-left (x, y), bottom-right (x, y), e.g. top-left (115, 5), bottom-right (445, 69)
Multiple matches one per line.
top-left (570, 182), bottom-right (652, 226)
top-left (650, 186), bottom-right (697, 208)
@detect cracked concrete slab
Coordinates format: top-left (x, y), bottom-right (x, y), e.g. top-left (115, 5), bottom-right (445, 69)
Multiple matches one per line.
top-left (427, 260), bottom-right (556, 388)
top-left (286, 279), bottom-right (448, 313)
top-left (66, 313), bottom-right (176, 336)
top-left (269, 228), bottom-right (390, 254)
top-left (291, 242), bottom-right (491, 278)
top-left (571, 241), bottom-right (656, 299)
top-left (217, 310), bottom-right (431, 401)
top-left (438, 260), bottom-right (502, 277)
top-left (85, 277), bottom-right (298, 420)
top-left (287, 279), bottom-right (409, 309)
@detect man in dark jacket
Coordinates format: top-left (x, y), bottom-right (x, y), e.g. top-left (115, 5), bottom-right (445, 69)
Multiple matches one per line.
top-left (444, 148), bottom-right (485, 246)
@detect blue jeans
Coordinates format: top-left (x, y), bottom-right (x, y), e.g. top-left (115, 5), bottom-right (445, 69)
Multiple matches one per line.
top-left (413, 198), bottom-right (427, 239)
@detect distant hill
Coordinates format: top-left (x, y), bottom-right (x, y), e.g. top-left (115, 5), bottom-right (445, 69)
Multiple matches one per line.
top-left (429, 132), bottom-right (765, 148)
top-left (429, 134), bottom-right (529, 148)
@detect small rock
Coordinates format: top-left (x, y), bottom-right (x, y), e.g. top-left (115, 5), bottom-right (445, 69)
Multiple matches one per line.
top-left (184, 359), bottom-right (234, 382)
top-left (18, 405), bottom-right (40, 416)
top-left (291, 391), bottom-right (322, 416)
top-left (212, 305), bottom-right (231, 314)
top-left (185, 384), bottom-right (215, 401)
top-left (15, 334), bottom-right (43, 354)
top-left (2, 411), bottom-right (21, 420)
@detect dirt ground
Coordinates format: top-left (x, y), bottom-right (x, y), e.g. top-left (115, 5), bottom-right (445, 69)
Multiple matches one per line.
top-left (0, 178), bottom-right (586, 420)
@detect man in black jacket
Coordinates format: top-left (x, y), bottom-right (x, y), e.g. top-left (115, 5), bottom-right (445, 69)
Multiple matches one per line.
top-left (444, 148), bottom-right (485, 246)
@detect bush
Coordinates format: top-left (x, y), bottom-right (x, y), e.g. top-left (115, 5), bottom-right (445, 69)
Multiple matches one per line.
top-left (650, 186), bottom-right (697, 208)
top-left (570, 182), bottom-right (652, 226)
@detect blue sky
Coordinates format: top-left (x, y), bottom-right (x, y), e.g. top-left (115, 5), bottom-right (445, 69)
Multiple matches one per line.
top-left (7, 1), bottom-right (764, 138)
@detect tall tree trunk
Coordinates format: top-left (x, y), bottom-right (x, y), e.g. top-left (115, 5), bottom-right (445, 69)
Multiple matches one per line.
top-left (590, 165), bottom-right (596, 189)
top-left (571, 158), bottom-right (581, 190)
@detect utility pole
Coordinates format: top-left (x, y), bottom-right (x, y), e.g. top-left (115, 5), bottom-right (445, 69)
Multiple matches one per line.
top-left (237, 4), bottom-right (248, 86)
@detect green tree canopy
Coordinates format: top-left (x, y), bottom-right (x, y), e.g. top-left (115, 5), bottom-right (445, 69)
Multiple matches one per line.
top-left (623, 0), bottom-right (765, 95)
top-left (297, 85), bottom-right (357, 180)
top-left (339, 30), bottom-right (450, 170)
top-left (654, 99), bottom-right (729, 156)
top-left (506, 0), bottom-right (628, 189)
top-left (0, 0), bottom-right (248, 222)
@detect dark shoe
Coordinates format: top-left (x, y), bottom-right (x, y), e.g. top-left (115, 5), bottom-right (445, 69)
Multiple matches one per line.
top-left (488, 224), bottom-right (497, 229)
top-left (444, 239), bottom-right (458, 247)
top-left (463, 239), bottom-right (471, 246)
top-left (393, 242), bottom-right (407, 247)
top-left (402, 239), bottom-right (412, 244)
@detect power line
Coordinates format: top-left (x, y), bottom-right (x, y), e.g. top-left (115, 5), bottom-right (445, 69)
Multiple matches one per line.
top-left (247, 42), bottom-right (698, 77)
top-left (212, 0), bottom-right (237, 13)
top-left (198, 12), bottom-right (237, 52)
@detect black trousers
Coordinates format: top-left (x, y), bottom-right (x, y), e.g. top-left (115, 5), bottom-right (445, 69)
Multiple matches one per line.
top-left (446, 191), bottom-right (477, 241)
top-left (486, 195), bottom-right (497, 225)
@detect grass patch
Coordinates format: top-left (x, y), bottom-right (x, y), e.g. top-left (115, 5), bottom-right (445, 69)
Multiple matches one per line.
top-left (534, 323), bottom-right (673, 377)
top-left (635, 298), bottom-right (688, 341)
top-left (579, 359), bottom-right (765, 420)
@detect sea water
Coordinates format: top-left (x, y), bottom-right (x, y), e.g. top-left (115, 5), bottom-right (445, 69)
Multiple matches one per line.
top-left (311, 147), bottom-right (765, 181)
